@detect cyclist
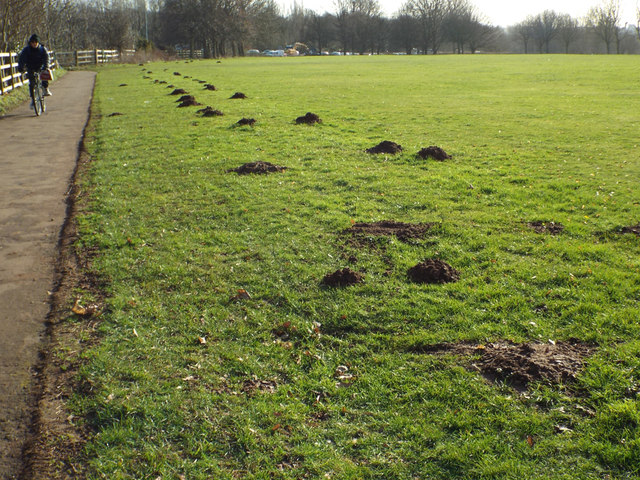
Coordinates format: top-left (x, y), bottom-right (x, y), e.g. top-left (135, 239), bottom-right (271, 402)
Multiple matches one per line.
top-left (18, 34), bottom-right (52, 97)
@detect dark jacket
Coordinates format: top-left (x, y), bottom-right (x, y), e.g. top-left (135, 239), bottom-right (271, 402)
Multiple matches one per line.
top-left (18, 44), bottom-right (50, 72)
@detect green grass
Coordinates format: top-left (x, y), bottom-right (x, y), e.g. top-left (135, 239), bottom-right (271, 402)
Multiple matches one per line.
top-left (70, 55), bottom-right (640, 479)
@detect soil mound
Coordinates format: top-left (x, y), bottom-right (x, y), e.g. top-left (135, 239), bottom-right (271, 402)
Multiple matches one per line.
top-left (108, 112), bottom-right (123, 117)
top-left (230, 92), bottom-right (247, 99)
top-left (197, 107), bottom-right (223, 117)
top-left (476, 341), bottom-right (594, 389)
top-left (408, 259), bottom-right (459, 284)
top-left (296, 112), bottom-right (321, 124)
top-left (204, 84), bottom-right (217, 90)
top-left (366, 141), bottom-right (403, 155)
top-left (173, 71), bottom-right (181, 75)
top-left (414, 341), bottom-right (595, 390)
top-left (347, 221), bottom-right (433, 242)
top-left (241, 379), bottom-right (278, 395)
top-left (417, 146), bottom-right (451, 161)
top-left (228, 161), bottom-right (286, 175)
top-left (528, 221), bottom-right (564, 235)
top-left (119, 83), bottom-right (127, 87)
top-left (169, 88), bottom-right (187, 95)
top-left (321, 268), bottom-right (364, 287)
top-left (621, 223), bottom-right (640, 236)
top-left (177, 97), bottom-right (202, 107)
top-left (176, 95), bottom-right (194, 102)
top-left (236, 118), bottom-right (256, 126)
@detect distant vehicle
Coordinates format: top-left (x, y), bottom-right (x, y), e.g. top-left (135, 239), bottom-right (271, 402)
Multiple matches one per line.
top-left (330, 51), bottom-right (342, 56)
top-left (263, 49), bottom-right (285, 57)
top-left (246, 49), bottom-right (260, 56)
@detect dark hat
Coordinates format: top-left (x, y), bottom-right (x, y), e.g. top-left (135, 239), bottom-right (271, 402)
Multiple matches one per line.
top-left (29, 34), bottom-right (40, 44)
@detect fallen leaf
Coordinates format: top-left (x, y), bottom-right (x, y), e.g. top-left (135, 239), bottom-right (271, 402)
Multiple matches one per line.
top-left (198, 336), bottom-right (207, 345)
top-left (231, 289), bottom-right (251, 301)
top-left (527, 435), bottom-right (535, 447)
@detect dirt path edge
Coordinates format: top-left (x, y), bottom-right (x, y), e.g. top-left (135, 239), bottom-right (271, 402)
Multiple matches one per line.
top-left (19, 91), bottom-right (98, 480)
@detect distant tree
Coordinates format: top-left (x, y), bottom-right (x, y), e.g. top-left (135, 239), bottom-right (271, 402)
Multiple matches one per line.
top-left (334, 0), bottom-right (382, 54)
top-left (443, 0), bottom-right (494, 54)
top-left (587, 0), bottom-right (622, 53)
top-left (307, 12), bottom-right (335, 52)
top-left (513, 17), bottom-right (535, 53)
top-left (557, 13), bottom-right (579, 53)
top-left (531, 10), bottom-right (559, 53)
top-left (249, 0), bottom-right (285, 51)
top-left (409, 0), bottom-right (447, 54)
top-left (389, 5), bottom-right (420, 54)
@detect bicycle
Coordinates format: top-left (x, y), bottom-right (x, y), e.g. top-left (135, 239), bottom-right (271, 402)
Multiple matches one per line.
top-left (26, 69), bottom-right (46, 116)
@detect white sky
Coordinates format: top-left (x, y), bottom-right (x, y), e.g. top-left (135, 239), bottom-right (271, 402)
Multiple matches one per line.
top-left (282, 0), bottom-right (639, 27)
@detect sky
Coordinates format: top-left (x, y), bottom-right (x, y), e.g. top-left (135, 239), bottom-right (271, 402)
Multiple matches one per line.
top-left (282, 0), bottom-right (639, 27)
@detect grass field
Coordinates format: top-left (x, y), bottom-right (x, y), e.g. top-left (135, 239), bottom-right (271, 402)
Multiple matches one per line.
top-left (64, 55), bottom-right (639, 479)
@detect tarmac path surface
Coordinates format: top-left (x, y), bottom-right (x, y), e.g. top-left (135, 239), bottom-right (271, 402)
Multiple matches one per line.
top-left (0, 71), bottom-right (96, 480)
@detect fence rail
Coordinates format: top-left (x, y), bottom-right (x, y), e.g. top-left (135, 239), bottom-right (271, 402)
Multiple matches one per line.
top-left (55, 49), bottom-right (135, 67)
top-left (0, 51), bottom-right (60, 95)
top-left (1, 48), bottom-right (135, 94)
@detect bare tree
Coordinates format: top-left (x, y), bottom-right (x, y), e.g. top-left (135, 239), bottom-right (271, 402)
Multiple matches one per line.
top-left (307, 12), bottom-right (335, 53)
top-left (531, 10), bottom-right (559, 53)
top-left (587, 0), bottom-right (622, 53)
top-left (390, 4), bottom-right (419, 54)
top-left (1, 0), bottom-right (45, 50)
top-left (512, 17), bottom-right (535, 53)
top-left (334, 0), bottom-right (382, 54)
top-left (557, 13), bottom-right (579, 53)
top-left (409, 0), bottom-right (447, 54)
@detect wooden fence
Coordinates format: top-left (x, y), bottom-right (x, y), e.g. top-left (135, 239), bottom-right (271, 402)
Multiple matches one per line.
top-left (1, 48), bottom-right (135, 94)
top-left (0, 51), bottom-right (60, 95)
top-left (55, 49), bottom-right (135, 67)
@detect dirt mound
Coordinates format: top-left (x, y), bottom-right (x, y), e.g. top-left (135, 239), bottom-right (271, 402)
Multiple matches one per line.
top-left (295, 112), bottom-right (321, 124)
top-left (197, 107), bottom-right (223, 117)
top-left (621, 223), bottom-right (640, 236)
top-left (169, 88), bottom-right (187, 95)
top-left (408, 259), bottom-right (459, 284)
top-left (173, 71), bottom-right (181, 75)
top-left (107, 112), bottom-right (123, 117)
top-left (321, 268), bottom-right (364, 287)
top-left (176, 95), bottom-right (194, 102)
top-left (241, 378), bottom-right (278, 395)
top-left (228, 161), bottom-right (286, 175)
top-left (366, 141), bottom-right (403, 154)
top-left (236, 118), bottom-right (256, 126)
top-left (230, 92), bottom-right (247, 99)
top-left (347, 221), bottom-right (433, 242)
top-left (414, 341), bottom-right (595, 390)
top-left (177, 97), bottom-right (202, 107)
top-left (477, 341), bottom-right (595, 389)
top-left (417, 146), bottom-right (451, 161)
top-left (204, 84), bottom-right (217, 90)
top-left (528, 221), bottom-right (564, 235)
top-left (119, 83), bottom-right (127, 87)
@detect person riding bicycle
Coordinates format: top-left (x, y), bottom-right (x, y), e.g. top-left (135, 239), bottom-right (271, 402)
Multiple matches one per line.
top-left (18, 34), bottom-right (52, 97)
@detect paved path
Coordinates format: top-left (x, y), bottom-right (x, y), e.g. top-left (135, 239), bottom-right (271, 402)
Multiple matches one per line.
top-left (0, 71), bottom-right (96, 480)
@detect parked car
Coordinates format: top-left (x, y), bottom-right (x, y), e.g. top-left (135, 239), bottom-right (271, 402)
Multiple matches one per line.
top-left (246, 49), bottom-right (260, 56)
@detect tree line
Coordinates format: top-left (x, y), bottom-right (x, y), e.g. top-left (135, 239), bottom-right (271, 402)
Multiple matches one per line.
top-left (2, 0), bottom-right (640, 55)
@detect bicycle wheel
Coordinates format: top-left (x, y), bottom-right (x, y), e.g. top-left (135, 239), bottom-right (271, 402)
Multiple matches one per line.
top-left (31, 80), bottom-right (43, 116)
top-left (38, 85), bottom-right (46, 114)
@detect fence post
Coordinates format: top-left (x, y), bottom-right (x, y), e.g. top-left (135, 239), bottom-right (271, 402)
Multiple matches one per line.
top-left (94, 49), bottom-right (98, 64)
top-left (75, 50), bottom-right (79, 67)
top-left (0, 55), bottom-right (5, 95)
top-left (9, 53), bottom-right (16, 92)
